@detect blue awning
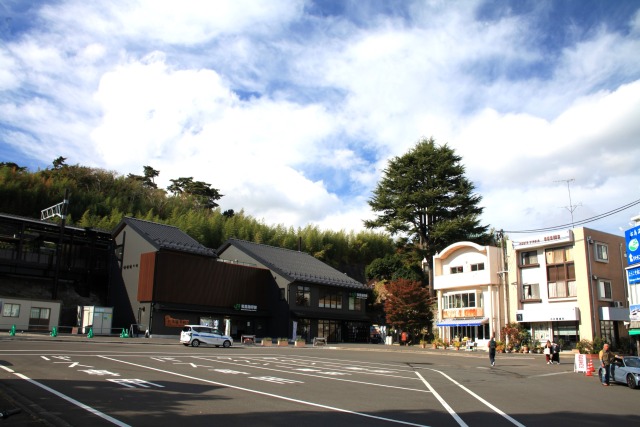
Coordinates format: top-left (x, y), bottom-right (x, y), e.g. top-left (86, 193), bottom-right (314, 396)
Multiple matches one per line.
top-left (436, 318), bottom-right (489, 327)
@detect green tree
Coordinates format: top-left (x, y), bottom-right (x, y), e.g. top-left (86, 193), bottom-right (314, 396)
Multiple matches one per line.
top-left (365, 137), bottom-right (491, 289)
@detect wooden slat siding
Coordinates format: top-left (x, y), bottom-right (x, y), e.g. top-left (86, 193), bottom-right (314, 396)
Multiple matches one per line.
top-left (137, 252), bottom-right (156, 302)
top-left (151, 251), bottom-right (271, 307)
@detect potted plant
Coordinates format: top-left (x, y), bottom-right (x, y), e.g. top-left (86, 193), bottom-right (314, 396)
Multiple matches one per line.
top-left (419, 339), bottom-right (427, 348)
top-left (496, 341), bottom-right (505, 353)
top-left (277, 338), bottom-right (289, 347)
top-left (453, 341), bottom-right (462, 351)
top-left (295, 338), bottom-right (306, 347)
top-left (262, 337), bottom-right (272, 346)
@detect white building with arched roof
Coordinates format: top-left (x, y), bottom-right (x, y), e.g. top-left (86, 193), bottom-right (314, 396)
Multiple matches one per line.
top-left (433, 242), bottom-right (505, 347)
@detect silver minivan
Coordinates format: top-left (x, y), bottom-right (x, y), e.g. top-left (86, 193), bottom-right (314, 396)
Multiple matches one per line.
top-left (180, 325), bottom-right (233, 348)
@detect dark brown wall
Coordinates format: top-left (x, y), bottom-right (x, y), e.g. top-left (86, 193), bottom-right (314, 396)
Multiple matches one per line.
top-left (137, 252), bottom-right (155, 302)
top-left (142, 251), bottom-right (272, 308)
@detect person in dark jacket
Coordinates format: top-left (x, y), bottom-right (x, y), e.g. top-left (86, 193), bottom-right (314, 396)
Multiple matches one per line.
top-left (551, 341), bottom-right (560, 364)
top-left (488, 334), bottom-right (496, 367)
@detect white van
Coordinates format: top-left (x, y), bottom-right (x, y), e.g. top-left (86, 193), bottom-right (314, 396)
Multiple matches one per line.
top-left (180, 325), bottom-right (233, 348)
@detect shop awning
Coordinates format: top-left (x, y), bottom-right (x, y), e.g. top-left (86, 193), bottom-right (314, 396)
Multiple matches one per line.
top-left (436, 318), bottom-right (489, 327)
top-left (629, 329), bottom-right (640, 336)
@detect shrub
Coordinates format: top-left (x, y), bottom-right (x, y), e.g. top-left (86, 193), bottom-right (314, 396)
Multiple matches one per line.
top-left (576, 339), bottom-right (593, 354)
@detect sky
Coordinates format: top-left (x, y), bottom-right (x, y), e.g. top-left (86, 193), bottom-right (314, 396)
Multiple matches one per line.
top-left (1, 0), bottom-right (640, 239)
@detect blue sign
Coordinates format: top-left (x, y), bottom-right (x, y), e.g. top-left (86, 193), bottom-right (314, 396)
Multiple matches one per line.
top-left (625, 225), bottom-right (640, 266)
top-left (628, 266), bottom-right (640, 285)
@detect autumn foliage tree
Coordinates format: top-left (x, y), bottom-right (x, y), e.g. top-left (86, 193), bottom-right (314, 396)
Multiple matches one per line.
top-left (384, 278), bottom-right (434, 342)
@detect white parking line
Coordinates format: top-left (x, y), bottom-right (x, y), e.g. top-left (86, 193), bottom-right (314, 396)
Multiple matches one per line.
top-left (427, 369), bottom-right (527, 427)
top-left (0, 364), bottom-right (131, 426)
top-left (100, 355), bottom-right (433, 427)
top-left (414, 371), bottom-right (468, 427)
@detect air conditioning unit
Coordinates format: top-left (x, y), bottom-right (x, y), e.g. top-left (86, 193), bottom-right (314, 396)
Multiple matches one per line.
top-left (613, 301), bottom-right (624, 308)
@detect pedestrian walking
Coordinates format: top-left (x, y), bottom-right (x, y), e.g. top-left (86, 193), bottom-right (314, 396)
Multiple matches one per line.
top-left (551, 341), bottom-right (560, 364)
top-left (488, 334), bottom-right (496, 367)
top-left (543, 340), bottom-right (552, 364)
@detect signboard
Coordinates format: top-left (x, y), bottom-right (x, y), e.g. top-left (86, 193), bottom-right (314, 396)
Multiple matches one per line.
top-left (234, 304), bottom-right (257, 311)
top-left (625, 224), bottom-right (640, 266)
top-left (630, 304), bottom-right (640, 322)
top-left (512, 230), bottom-right (573, 249)
top-left (442, 307), bottom-right (484, 319)
top-left (574, 354), bottom-right (587, 373)
top-left (628, 266), bottom-right (640, 286)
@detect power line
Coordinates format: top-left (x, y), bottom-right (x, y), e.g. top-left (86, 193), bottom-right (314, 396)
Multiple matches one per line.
top-left (502, 198), bottom-right (640, 234)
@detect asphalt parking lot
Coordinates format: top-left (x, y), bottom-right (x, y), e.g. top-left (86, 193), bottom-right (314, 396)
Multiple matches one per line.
top-left (1, 334), bottom-right (638, 427)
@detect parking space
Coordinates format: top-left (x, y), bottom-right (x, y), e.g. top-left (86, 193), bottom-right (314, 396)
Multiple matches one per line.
top-left (1, 339), bottom-right (639, 426)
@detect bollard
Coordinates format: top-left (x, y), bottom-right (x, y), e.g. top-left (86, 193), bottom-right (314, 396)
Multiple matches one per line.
top-left (50, 327), bottom-right (58, 337)
top-left (9, 324), bottom-right (16, 336)
top-left (88, 327), bottom-right (94, 338)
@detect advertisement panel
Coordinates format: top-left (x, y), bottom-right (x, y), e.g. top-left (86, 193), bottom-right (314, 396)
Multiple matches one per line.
top-left (625, 224), bottom-right (640, 266)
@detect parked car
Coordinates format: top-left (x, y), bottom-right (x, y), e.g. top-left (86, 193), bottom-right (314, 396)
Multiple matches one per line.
top-left (598, 356), bottom-right (640, 389)
top-left (180, 325), bottom-right (233, 348)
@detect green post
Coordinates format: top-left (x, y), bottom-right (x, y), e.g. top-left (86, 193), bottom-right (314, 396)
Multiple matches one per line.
top-left (50, 327), bottom-right (58, 337)
top-left (88, 327), bottom-right (94, 338)
top-left (9, 324), bottom-right (16, 336)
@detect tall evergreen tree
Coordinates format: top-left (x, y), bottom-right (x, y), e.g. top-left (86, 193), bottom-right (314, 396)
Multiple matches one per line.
top-left (365, 137), bottom-right (491, 289)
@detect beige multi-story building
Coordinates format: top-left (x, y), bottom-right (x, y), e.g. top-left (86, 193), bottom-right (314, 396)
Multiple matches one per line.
top-left (506, 227), bottom-right (629, 349)
top-left (433, 242), bottom-right (505, 347)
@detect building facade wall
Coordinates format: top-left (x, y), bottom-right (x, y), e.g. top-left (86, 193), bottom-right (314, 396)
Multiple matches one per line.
top-left (433, 242), bottom-right (503, 346)
top-left (507, 227), bottom-right (627, 349)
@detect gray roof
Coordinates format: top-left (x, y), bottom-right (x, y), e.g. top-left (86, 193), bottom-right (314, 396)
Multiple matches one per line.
top-left (114, 217), bottom-right (217, 257)
top-left (217, 238), bottom-right (366, 290)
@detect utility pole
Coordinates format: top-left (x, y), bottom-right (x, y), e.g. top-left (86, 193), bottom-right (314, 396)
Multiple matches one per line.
top-left (555, 179), bottom-right (581, 228)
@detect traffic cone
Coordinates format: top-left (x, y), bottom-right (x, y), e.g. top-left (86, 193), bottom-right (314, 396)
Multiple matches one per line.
top-left (9, 324), bottom-right (16, 336)
top-left (50, 327), bottom-right (57, 337)
top-left (87, 327), bottom-right (94, 338)
top-left (586, 358), bottom-right (593, 376)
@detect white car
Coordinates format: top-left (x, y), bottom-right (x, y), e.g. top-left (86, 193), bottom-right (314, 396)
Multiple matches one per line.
top-left (180, 325), bottom-right (233, 348)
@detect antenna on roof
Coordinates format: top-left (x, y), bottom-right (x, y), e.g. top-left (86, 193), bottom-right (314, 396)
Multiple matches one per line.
top-left (554, 178), bottom-right (581, 228)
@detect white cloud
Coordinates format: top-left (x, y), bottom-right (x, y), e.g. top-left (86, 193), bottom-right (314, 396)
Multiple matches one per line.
top-left (2, 0), bottom-right (640, 237)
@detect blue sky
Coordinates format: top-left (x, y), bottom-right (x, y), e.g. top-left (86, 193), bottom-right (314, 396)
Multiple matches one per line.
top-left (1, 0), bottom-right (640, 237)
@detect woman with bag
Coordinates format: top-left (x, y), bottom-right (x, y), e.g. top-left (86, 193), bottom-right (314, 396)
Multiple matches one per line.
top-left (544, 340), bottom-right (552, 364)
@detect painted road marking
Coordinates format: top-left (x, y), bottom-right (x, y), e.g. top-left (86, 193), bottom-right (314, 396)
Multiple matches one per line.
top-left (0, 364), bottom-right (130, 426)
top-left (251, 376), bottom-right (304, 384)
top-left (107, 379), bottom-right (165, 388)
top-left (100, 355), bottom-right (432, 427)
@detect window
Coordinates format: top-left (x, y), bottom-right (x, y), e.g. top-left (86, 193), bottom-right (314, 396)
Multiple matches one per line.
top-left (30, 307), bottom-right (50, 320)
top-left (522, 283), bottom-right (540, 300)
top-left (296, 286), bottom-right (310, 306)
top-left (520, 251), bottom-right (538, 266)
top-left (319, 290), bottom-right (343, 309)
top-left (443, 292), bottom-right (479, 309)
top-left (450, 266), bottom-right (463, 274)
top-left (598, 280), bottom-right (612, 300)
top-left (595, 243), bottom-right (609, 263)
top-left (546, 246), bottom-right (576, 299)
top-left (348, 295), bottom-right (363, 311)
top-left (470, 263), bottom-right (484, 271)
top-left (2, 303), bottom-right (20, 317)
